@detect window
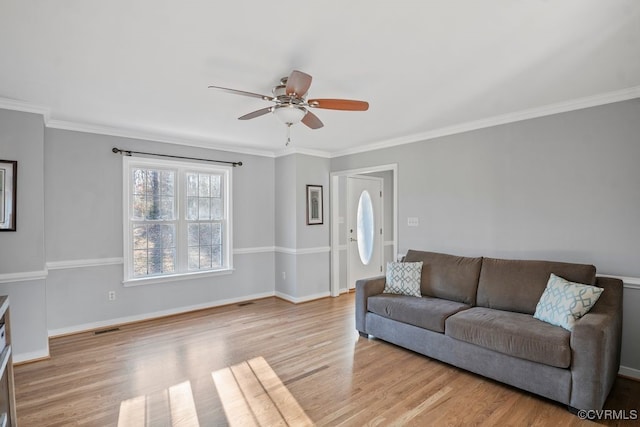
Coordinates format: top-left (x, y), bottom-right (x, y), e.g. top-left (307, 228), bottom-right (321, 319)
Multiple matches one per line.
top-left (123, 157), bottom-right (232, 284)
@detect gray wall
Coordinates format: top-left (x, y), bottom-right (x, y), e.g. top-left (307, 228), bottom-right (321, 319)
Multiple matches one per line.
top-left (0, 109), bottom-right (49, 361)
top-left (295, 155), bottom-right (330, 297)
top-left (331, 98), bottom-right (640, 372)
top-left (295, 154), bottom-right (330, 249)
top-left (43, 128), bottom-right (276, 335)
top-left (275, 154), bottom-right (296, 250)
top-left (0, 110), bottom-right (45, 272)
top-left (274, 154), bottom-right (331, 301)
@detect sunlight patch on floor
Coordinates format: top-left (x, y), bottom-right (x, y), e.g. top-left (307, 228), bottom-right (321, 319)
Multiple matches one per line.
top-left (169, 381), bottom-right (200, 426)
top-left (117, 357), bottom-right (311, 426)
top-left (117, 381), bottom-right (200, 427)
top-left (118, 395), bottom-right (146, 426)
top-left (212, 356), bottom-right (314, 427)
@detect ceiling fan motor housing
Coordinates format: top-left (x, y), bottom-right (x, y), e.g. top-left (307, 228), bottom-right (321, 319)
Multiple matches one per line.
top-left (272, 83), bottom-right (306, 102)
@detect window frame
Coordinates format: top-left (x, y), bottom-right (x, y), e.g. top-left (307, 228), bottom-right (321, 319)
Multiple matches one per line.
top-left (122, 156), bottom-right (233, 286)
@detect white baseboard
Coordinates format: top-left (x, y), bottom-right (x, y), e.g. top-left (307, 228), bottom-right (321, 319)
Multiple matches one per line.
top-left (619, 365), bottom-right (640, 380)
top-left (13, 347), bottom-right (50, 364)
top-left (47, 291), bottom-right (276, 338)
top-left (275, 291), bottom-right (331, 304)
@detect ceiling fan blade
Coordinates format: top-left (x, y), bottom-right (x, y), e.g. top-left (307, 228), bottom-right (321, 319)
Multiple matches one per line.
top-left (238, 107), bottom-right (273, 120)
top-left (301, 110), bottom-right (324, 129)
top-left (285, 70), bottom-right (312, 97)
top-left (307, 99), bottom-right (369, 111)
top-left (208, 85), bottom-right (275, 102)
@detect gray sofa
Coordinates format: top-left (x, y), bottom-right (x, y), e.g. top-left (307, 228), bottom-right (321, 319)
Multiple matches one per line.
top-left (355, 250), bottom-right (623, 411)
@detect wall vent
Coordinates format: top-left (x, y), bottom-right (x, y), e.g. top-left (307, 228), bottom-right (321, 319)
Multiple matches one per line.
top-left (94, 327), bottom-right (120, 335)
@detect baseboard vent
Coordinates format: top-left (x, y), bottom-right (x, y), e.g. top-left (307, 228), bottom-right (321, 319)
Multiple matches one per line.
top-left (94, 327), bottom-right (121, 335)
top-left (237, 301), bottom-right (255, 307)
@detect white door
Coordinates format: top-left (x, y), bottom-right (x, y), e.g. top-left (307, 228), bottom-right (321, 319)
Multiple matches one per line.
top-left (347, 176), bottom-right (383, 290)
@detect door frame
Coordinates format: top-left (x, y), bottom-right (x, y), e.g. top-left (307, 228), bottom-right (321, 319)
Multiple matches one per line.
top-left (330, 163), bottom-right (398, 297)
top-left (346, 175), bottom-right (384, 291)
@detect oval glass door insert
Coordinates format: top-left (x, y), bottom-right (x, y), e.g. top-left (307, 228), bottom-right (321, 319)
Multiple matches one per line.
top-left (357, 190), bottom-right (375, 265)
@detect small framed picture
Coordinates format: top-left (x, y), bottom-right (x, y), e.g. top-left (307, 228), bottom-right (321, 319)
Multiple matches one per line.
top-left (0, 160), bottom-right (17, 231)
top-left (306, 185), bottom-right (323, 225)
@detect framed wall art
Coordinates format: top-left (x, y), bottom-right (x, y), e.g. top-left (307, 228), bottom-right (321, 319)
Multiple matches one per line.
top-left (0, 160), bottom-right (17, 231)
top-left (306, 185), bottom-right (323, 225)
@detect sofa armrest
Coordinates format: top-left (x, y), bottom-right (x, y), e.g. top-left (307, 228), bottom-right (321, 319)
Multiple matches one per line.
top-left (569, 276), bottom-right (623, 410)
top-left (355, 276), bottom-right (386, 334)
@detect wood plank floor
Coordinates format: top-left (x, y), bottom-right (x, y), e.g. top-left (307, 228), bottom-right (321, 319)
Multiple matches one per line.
top-left (13, 294), bottom-right (640, 426)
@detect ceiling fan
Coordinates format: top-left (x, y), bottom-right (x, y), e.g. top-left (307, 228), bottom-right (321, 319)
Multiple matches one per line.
top-left (208, 70), bottom-right (369, 144)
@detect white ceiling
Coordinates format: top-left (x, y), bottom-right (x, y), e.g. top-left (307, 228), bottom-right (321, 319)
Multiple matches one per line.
top-left (1, 1), bottom-right (639, 157)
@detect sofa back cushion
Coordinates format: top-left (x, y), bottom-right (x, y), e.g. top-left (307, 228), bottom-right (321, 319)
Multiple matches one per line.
top-left (404, 250), bottom-right (482, 305)
top-left (476, 257), bottom-right (596, 314)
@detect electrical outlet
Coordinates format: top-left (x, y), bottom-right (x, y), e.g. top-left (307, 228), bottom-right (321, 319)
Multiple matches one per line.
top-left (108, 291), bottom-right (116, 301)
top-left (282, 271), bottom-right (286, 280)
top-left (407, 217), bottom-right (419, 227)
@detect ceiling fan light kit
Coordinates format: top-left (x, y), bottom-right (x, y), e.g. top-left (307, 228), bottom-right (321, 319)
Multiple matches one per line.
top-left (273, 105), bottom-right (306, 125)
top-left (209, 70), bottom-right (369, 145)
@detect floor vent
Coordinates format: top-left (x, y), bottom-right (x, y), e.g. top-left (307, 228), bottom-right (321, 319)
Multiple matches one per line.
top-left (237, 301), bottom-right (255, 307)
top-left (94, 327), bottom-right (120, 335)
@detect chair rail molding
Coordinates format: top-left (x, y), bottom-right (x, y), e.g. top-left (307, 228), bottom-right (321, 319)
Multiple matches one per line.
top-left (274, 246), bottom-right (331, 255)
top-left (0, 270), bottom-right (48, 284)
top-left (47, 258), bottom-right (124, 270)
top-left (600, 274), bottom-right (640, 290)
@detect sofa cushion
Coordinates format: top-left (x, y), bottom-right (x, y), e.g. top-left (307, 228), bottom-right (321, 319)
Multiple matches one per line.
top-left (476, 257), bottom-right (596, 314)
top-left (534, 273), bottom-right (604, 330)
top-left (404, 250), bottom-right (482, 305)
top-left (384, 261), bottom-right (423, 297)
top-left (368, 294), bottom-right (470, 333)
top-left (445, 307), bottom-right (571, 368)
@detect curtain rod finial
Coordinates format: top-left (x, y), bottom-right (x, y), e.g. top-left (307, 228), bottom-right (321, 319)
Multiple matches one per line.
top-left (112, 147), bottom-right (132, 156)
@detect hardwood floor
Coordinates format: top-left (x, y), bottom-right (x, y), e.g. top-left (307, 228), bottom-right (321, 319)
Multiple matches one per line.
top-left (13, 294), bottom-right (640, 426)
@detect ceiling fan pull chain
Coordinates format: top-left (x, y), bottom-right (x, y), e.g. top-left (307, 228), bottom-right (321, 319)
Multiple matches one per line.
top-left (286, 123), bottom-right (292, 146)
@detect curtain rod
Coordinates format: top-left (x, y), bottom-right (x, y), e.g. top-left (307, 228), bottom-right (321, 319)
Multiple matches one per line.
top-left (112, 147), bottom-right (243, 167)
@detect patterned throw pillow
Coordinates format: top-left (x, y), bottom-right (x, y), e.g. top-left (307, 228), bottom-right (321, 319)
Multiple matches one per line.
top-left (384, 262), bottom-right (423, 297)
top-left (534, 273), bottom-right (604, 330)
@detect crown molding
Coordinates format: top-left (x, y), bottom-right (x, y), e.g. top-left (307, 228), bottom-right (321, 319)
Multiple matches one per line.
top-left (273, 146), bottom-right (331, 159)
top-left (46, 119), bottom-right (276, 158)
top-left (3, 85), bottom-right (639, 160)
top-left (330, 85), bottom-right (640, 158)
top-left (0, 97), bottom-right (51, 122)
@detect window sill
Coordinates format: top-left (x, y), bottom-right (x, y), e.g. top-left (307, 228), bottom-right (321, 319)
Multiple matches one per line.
top-left (123, 268), bottom-right (234, 287)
